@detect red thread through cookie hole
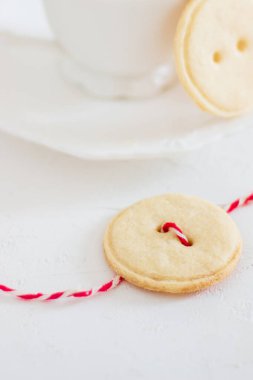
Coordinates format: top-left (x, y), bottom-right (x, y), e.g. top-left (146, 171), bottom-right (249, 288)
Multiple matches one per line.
top-left (160, 222), bottom-right (192, 247)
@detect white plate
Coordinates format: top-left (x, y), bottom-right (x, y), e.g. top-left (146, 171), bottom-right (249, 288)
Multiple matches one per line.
top-left (0, 32), bottom-right (251, 160)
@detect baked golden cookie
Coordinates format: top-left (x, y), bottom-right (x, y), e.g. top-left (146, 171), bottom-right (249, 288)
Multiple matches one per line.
top-left (104, 194), bottom-right (242, 293)
top-left (174, 0), bottom-right (253, 117)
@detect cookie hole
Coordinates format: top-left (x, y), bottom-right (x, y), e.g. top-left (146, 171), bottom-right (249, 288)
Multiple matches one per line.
top-left (213, 51), bottom-right (222, 63)
top-left (237, 38), bottom-right (248, 52)
top-left (186, 238), bottom-right (193, 247)
top-left (156, 225), bottom-right (162, 233)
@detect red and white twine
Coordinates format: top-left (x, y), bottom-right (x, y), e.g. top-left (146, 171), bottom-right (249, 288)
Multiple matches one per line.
top-left (161, 222), bottom-right (191, 246)
top-left (0, 276), bottom-right (123, 301)
top-left (0, 192), bottom-right (252, 302)
top-left (223, 193), bottom-right (253, 213)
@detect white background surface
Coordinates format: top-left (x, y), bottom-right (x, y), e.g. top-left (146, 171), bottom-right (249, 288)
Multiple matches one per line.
top-left (0, 1), bottom-right (253, 379)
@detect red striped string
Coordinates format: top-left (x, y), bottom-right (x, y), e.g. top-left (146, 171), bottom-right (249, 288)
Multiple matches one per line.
top-left (161, 222), bottom-right (191, 246)
top-left (223, 193), bottom-right (253, 213)
top-left (0, 192), bottom-right (252, 302)
top-left (0, 276), bottom-right (123, 302)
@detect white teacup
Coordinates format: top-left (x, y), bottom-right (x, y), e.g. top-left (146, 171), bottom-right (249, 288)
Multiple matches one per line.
top-left (43, 0), bottom-right (187, 98)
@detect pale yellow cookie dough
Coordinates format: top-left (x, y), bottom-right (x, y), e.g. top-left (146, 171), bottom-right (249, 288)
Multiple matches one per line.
top-left (104, 194), bottom-right (242, 293)
top-left (174, 0), bottom-right (253, 117)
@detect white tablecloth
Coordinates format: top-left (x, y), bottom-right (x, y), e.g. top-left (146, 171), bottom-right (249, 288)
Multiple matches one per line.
top-left (0, 1), bottom-right (253, 379)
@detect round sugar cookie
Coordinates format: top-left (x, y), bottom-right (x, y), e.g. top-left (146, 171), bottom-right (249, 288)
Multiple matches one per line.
top-left (104, 194), bottom-right (242, 293)
top-left (174, 0), bottom-right (253, 117)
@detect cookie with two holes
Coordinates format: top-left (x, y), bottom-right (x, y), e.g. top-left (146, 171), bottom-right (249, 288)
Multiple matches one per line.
top-left (174, 0), bottom-right (253, 117)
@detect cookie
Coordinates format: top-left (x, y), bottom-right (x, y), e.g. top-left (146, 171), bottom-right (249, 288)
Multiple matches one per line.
top-left (174, 0), bottom-right (253, 117)
top-left (104, 194), bottom-right (242, 293)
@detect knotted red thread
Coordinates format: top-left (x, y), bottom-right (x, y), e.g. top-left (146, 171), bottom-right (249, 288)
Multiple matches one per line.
top-left (0, 192), bottom-right (252, 302)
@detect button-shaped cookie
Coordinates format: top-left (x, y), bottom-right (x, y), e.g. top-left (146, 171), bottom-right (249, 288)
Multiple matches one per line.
top-left (174, 0), bottom-right (253, 117)
top-left (104, 194), bottom-right (242, 293)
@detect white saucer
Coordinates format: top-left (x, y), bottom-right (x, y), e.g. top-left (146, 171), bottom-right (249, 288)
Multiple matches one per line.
top-left (0, 32), bottom-right (251, 160)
